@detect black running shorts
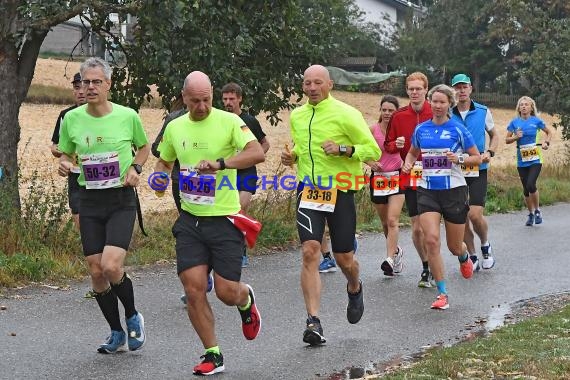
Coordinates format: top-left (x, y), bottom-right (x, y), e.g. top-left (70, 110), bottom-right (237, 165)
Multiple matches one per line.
top-left (237, 167), bottom-right (258, 195)
top-left (172, 211), bottom-right (244, 281)
top-left (416, 186), bottom-right (469, 224)
top-left (465, 169), bottom-right (488, 207)
top-left (79, 187), bottom-right (136, 256)
top-left (404, 188), bottom-right (419, 217)
top-left (296, 183), bottom-right (356, 253)
top-left (67, 172), bottom-right (81, 215)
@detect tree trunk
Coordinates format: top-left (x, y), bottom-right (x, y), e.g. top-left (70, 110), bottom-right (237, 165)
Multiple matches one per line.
top-left (0, 31), bottom-right (47, 216)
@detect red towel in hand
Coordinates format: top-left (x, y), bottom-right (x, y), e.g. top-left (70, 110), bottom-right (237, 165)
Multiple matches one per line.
top-left (227, 211), bottom-right (262, 248)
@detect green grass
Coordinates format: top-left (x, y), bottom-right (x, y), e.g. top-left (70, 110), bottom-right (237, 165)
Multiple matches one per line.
top-left (377, 304), bottom-right (570, 379)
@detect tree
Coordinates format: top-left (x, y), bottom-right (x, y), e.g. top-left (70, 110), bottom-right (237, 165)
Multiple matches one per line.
top-left (0, 0), bottom-right (384, 212)
top-left (393, 0), bottom-right (503, 89)
top-left (0, 0), bottom-right (138, 212)
top-left (109, 0), bottom-right (383, 122)
top-left (484, 0), bottom-right (570, 138)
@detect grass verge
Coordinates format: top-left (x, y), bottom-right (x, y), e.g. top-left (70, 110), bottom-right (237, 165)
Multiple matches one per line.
top-left (378, 304), bottom-right (570, 379)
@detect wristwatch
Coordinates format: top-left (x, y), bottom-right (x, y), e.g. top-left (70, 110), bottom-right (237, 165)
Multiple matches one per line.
top-left (131, 163), bottom-right (142, 174)
top-left (487, 150), bottom-right (495, 158)
top-left (458, 154), bottom-right (465, 164)
top-left (216, 157), bottom-right (226, 170)
top-left (339, 145), bottom-right (347, 155)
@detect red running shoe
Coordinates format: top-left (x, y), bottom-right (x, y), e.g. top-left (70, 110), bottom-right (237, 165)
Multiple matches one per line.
top-left (193, 352), bottom-right (225, 376)
top-left (238, 284), bottom-right (261, 340)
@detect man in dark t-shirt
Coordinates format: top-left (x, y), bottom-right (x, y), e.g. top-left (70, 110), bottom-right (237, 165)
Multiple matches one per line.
top-left (50, 72), bottom-right (86, 230)
top-left (222, 82), bottom-right (270, 267)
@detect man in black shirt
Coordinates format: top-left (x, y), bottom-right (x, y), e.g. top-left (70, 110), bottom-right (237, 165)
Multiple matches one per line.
top-left (50, 72), bottom-right (86, 230)
top-left (221, 82), bottom-right (270, 267)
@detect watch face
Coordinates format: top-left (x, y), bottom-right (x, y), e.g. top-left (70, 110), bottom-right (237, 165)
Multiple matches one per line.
top-left (340, 145), bottom-right (347, 153)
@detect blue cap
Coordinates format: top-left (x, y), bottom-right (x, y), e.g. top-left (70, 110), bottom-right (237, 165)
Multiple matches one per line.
top-left (451, 73), bottom-right (471, 86)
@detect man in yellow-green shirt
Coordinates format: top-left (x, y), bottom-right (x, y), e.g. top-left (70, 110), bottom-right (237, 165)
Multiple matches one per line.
top-left (154, 71), bottom-right (264, 376)
top-left (58, 57), bottom-right (150, 354)
top-left (281, 64), bottom-right (381, 346)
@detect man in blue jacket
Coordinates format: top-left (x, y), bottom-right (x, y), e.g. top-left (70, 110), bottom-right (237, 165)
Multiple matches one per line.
top-left (451, 73), bottom-right (499, 271)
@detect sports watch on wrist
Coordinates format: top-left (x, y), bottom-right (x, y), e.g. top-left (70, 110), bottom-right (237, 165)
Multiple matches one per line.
top-left (487, 150), bottom-right (495, 158)
top-left (131, 163), bottom-right (142, 174)
top-left (458, 154), bottom-right (465, 164)
top-left (216, 158), bottom-right (226, 170)
top-left (339, 145), bottom-right (347, 155)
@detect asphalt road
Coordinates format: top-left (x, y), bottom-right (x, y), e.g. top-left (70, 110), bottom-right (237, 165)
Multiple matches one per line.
top-left (1, 204), bottom-right (570, 380)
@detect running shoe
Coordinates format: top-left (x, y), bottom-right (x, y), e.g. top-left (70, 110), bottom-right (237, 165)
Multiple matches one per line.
top-left (126, 312), bottom-right (146, 351)
top-left (470, 255), bottom-right (481, 272)
top-left (393, 246), bottom-right (404, 273)
top-left (418, 270), bottom-right (433, 288)
top-left (526, 212), bottom-right (534, 226)
top-left (534, 209), bottom-right (543, 224)
top-left (84, 290), bottom-right (96, 299)
top-left (346, 280), bottom-right (364, 324)
top-left (97, 330), bottom-right (127, 354)
top-left (238, 284), bottom-right (261, 340)
top-left (193, 351), bottom-right (225, 376)
top-left (431, 294), bottom-right (449, 310)
top-left (481, 244), bottom-right (495, 269)
top-left (318, 256), bottom-right (337, 273)
top-left (241, 254), bottom-right (249, 268)
top-left (303, 316), bottom-right (326, 346)
top-left (459, 256), bottom-right (474, 279)
top-left (380, 257), bottom-right (395, 276)
top-left (180, 272), bottom-right (214, 304)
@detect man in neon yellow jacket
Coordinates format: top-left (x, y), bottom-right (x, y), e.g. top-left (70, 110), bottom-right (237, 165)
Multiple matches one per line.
top-left (281, 64), bottom-right (381, 346)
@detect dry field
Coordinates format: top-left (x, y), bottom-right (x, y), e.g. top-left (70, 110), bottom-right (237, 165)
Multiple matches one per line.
top-left (21, 58), bottom-right (568, 212)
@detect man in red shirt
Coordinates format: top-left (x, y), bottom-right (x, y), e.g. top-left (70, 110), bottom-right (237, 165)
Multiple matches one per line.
top-left (384, 72), bottom-right (433, 287)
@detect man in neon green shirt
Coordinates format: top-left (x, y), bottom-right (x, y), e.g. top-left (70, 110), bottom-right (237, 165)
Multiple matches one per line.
top-left (154, 71), bottom-right (265, 376)
top-left (58, 57), bottom-right (150, 354)
top-left (281, 64), bottom-right (381, 346)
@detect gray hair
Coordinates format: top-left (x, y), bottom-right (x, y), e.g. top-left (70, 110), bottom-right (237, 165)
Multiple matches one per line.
top-left (428, 84), bottom-right (457, 109)
top-left (80, 57), bottom-right (113, 80)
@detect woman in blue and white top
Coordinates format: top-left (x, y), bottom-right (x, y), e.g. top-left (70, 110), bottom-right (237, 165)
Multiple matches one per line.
top-left (402, 84), bottom-right (481, 311)
top-left (505, 96), bottom-right (552, 227)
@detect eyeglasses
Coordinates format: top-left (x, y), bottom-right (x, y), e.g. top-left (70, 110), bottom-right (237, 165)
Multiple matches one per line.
top-left (81, 79), bottom-right (104, 87)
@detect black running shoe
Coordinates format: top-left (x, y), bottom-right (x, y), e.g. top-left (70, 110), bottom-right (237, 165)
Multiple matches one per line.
top-left (303, 316), bottom-right (326, 346)
top-left (346, 280), bottom-right (364, 324)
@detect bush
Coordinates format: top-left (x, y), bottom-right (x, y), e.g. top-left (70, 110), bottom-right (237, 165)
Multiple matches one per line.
top-left (0, 171), bottom-right (84, 286)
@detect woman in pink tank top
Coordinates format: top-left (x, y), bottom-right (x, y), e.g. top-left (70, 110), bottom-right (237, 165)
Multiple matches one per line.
top-left (366, 95), bottom-right (406, 277)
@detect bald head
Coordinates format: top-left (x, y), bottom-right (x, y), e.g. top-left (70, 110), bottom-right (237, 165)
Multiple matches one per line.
top-left (302, 65), bottom-right (333, 105)
top-left (182, 71), bottom-right (213, 121)
top-left (183, 71), bottom-right (212, 92)
top-left (304, 65), bottom-right (331, 81)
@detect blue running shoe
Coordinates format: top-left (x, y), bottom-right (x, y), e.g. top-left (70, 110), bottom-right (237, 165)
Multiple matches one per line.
top-left (526, 213), bottom-right (534, 226)
top-left (126, 312), bottom-right (146, 351)
top-left (534, 209), bottom-right (543, 224)
top-left (242, 255), bottom-right (249, 268)
top-left (318, 256), bottom-right (337, 273)
top-left (97, 330), bottom-right (127, 354)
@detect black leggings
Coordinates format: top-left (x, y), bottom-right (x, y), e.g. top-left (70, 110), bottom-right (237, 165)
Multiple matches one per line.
top-left (517, 164), bottom-right (542, 197)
